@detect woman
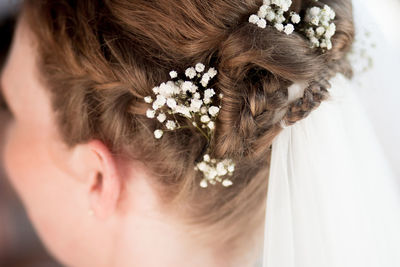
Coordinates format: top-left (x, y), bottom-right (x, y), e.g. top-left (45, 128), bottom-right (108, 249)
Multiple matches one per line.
top-left (0, 0), bottom-right (398, 267)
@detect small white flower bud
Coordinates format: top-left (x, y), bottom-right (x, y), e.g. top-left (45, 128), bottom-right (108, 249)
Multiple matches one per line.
top-left (309, 7), bottom-right (321, 17)
top-left (257, 18), bottom-right (267, 28)
top-left (166, 98), bottom-right (177, 109)
top-left (165, 120), bottom-right (177, 130)
top-left (144, 96), bottom-right (153, 103)
top-left (200, 179), bottom-right (208, 188)
top-left (195, 63), bottom-right (205, 73)
top-left (207, 121), bottom-right (215, 130)
top-left (207, 67), bottom-right (218, 78)
top-left (222, 179), bottom-right (233, 187)
top-left (185, 67), bottom-right (196, 79)
top-left (316, 26), bottom-right (325, 36)
top-left (284, 24), bottom-right (295, 35)
top-left (291, 13), bottom-right (301, 24)
top-left (146, 109), bottom-right (156, 118)
top-left (266, 10), bottom-right (276, 22)
top-left (157, 113), bottom-right (166, 123)
top-left (274, 23), bottom-right (284, 32)
top-left (154, 129), bottom-right (163, 139)
top-left (258, 8), bottom-right (267, 19)
top-left (208, 106), bottom-right (220, 117)
top-left (200, 115), bottom-right (211, 123)
top-left (169, 70), bottom-right (178, 79)
top-left (200, 73), bottom-right (211, 87)
top-left (249, 14), bottom-right (260, 24)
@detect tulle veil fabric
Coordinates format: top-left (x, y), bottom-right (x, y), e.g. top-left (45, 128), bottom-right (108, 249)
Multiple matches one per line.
top-left (260, 0), bottom-right (400, 266)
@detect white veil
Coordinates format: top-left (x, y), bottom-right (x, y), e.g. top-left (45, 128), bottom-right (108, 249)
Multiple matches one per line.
top-left (261, 0), bottom-right (400, 266)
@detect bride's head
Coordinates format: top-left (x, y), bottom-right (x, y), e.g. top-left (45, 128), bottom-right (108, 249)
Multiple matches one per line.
top-left (0, 0), bottom-right (354, 266)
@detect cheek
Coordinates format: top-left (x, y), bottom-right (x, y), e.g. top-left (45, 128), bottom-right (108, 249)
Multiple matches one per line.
top-left (3, 121), bottom-right (49, 208)
top-left (1, 121), bottom-right (85, 265)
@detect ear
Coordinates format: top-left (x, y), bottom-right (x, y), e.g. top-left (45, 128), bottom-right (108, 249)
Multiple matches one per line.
top-left (71, 140), bottom-right (122, 220)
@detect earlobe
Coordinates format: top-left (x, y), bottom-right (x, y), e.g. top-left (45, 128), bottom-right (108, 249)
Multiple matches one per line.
top-left (86, 140), bottom-right (122, 220)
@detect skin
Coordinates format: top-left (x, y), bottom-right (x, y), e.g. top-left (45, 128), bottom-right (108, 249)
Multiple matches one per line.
top-left (0, 16), bottom-right (237, 267)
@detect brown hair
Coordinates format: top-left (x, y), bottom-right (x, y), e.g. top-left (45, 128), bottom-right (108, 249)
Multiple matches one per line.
top-left (23, 0), bottom-right (354, 260)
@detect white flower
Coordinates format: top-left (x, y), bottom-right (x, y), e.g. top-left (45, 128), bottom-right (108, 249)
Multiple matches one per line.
top-left (207, 121), bottom-right (215, 130)
top-left (326, 39), bottom-right (333, 50)
top-left (146, 109), bottom-right (156, 118)
top-left (195, 63), bottom-right (205, 73)
top-left (159, 82), bottom-right (174, 97)
top-left (189, 83), bottom-right (198, 93)
top-left (197, 162), bottom-right (208, 172)
top-left (152, 86), bottom-right (160, 94)
top-left (305, 27), bottom-right (315, 38)
top-left (181, 81), bottom-right (193, 93)
top-left (271, 0), bottom-right (282, 6)
top-left (216, 162), bottom-right (228, 176)
top-left (310, 16), bottom-right (320, 26)
top-left (193, 92), bottom-right (201, 99)
top-left (227, 163), bottom-right (235, 173)
top-left (190, 99), bottom-right (203, 112)
top-left (201, 73), bottom-right (211, 87)
top-left (275, 14), bottom-right (285, 24)
top-left (165, 120), bottom-right (177, 130)
top-left (169, 70), bottom-right (178, 79)
top-left (281, 0), bottom-right (292, 12)
top-left (201, 106), bottom-right (208, 114)
top-left (208, 106), bottom-right (220, 117)
top-left (249, 14), bottom-right (260, 24)
top-left (316, 26), bottom-right (325, 36)
top-left (200, 179), bottom-right (208, 188)
top-left (207, 168), bottom-right (218, 180)
top-left (157, 113), bottom-right (166, 123)
top-left (266, 10), bottom-right (276, 22)
top-left (166, 98), bottom-right (177, 109)
top-left (310, 36), bottom-right (320, 47)
top-left (309, 7), bottom-right (321, 17)
top-left (274, 23), bottom-right (284, 31)
top-left (175, 105), bottom-right (192, 118)
top-left (263, 0), bottom-right (271, 5)
top-left (258, 8), bottom-right (267, 19)
top-left (200, 115), bottom-right (211, 123)
top-left (222, 179), bottom-right (233, 187)
top-left (207, 68), bottom-right (218, 78)
top-left (257, 18), bottom-right (267, 29)
top-left (154, 129), bottom-right (163, 139)
top-left (325, 23), bottom-right (336, 38)
top-left (284, 24), bottom-right (295, 35)
top-left (152, 95), bottom-right (166, 110)
top-left (144, 96), bottom-right (153, 103)
top-left (204, 88), bottom-right (216, 99)
top-left (185, 67), bottom-right (196, 79)
top-left (291, 13), bottom-right (301, 24)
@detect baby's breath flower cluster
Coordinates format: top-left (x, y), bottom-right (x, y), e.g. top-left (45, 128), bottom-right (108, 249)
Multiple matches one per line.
top-left (195, 154), bottom-right (235, 188)
top-left (303, 4), bottom-right (336, 50)
top-left (248, 0), bottom-right (301, 35)
top-left (143, 63), bottom-right (236, 188)
top-left (248, 0), bottom-right (337, 51)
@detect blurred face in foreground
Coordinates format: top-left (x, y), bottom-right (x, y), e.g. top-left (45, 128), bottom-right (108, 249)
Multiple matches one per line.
top-left (0, 15), bottom-right (238, 267)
